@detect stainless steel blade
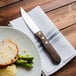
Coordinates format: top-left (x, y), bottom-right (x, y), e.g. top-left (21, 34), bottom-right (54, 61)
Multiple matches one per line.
top-left (20, 7), bottom-right (40, 33)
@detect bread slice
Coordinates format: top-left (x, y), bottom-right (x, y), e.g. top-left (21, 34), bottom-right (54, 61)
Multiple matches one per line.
top-left (0, 39), bottom-right (18, 67)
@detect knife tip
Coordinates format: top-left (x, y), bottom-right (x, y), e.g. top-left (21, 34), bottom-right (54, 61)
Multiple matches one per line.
top-left (20, 7), bottom-right (23, 11)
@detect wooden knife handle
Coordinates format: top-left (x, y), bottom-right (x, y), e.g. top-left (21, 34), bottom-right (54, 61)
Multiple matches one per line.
top-left (35, 31), bottom-right (61, 64)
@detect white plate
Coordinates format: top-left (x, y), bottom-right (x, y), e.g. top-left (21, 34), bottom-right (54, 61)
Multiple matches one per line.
top-left (0, 26), bottom-right (41, 76)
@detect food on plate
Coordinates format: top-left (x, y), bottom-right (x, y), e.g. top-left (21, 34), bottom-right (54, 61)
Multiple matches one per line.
top-left (15, 55), bottom-right (34, 68)
top-left (0, 64), bottom-right (17, 76)
top-left (0, 39), bottom-right (34, 76)
top-left (0, 39), bottom-right (18, 67)
top-left (26, 53), bottom-right (30, 56)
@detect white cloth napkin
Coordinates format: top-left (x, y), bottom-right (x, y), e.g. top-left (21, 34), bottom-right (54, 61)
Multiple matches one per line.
top-left (9, 6), bottom-right (76, 76)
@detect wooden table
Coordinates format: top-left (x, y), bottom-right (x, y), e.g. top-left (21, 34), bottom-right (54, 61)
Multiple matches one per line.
top-left (0, 0), bottom-right (76, 76)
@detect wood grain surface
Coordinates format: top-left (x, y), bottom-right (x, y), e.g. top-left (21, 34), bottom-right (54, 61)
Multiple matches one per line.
top-left (0, 0), bottom-right (76, 26)
top-left (0, 0), bottom-right (76, 76)
top-left (0, 0), bottom-right (21, 8)
top-left (47, 2), bottom-right (76, 29)
top-left (61, 24), bottom-right (76, 48)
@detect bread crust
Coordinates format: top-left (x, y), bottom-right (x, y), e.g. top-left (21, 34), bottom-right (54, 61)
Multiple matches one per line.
top-left (0, 39), bottom-right (19, 67)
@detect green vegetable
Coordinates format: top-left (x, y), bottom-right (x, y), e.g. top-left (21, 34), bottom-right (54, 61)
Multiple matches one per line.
top-left (19, 55), bottom-right (34, 60)
top-left (15, 55), bottom-right (34, 68)
top-left (15, 59), bottom-right (27, 64)
top-left (27, 60), bottom-right (33, 64)
top-left (22, 63), bottom-right (33, 68)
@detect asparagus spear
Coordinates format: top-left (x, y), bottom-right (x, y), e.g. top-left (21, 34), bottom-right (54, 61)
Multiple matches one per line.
top-left (19, 55), bottom-right (34, 61)
top-left (15, 59), bottom-right (27, 64)
top-left (15, 59), bottom-right (33, 68)
top-left (15, 55), bottom-right (34, 68)
top-left (18, 55), bottom-right (34, 63)
top-left (22, 63), bottom-right (33, 68)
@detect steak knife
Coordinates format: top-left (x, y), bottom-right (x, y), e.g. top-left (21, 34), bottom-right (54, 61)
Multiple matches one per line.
top-left (20, 7), bottom-right (61, 64)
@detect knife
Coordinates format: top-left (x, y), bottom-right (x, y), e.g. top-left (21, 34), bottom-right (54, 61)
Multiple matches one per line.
top-left (20, 7), bottom-right (61, 64)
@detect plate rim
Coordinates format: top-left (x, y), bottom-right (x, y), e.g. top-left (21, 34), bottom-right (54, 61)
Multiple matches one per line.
top-left (0, 26), bottom-right (41, 76)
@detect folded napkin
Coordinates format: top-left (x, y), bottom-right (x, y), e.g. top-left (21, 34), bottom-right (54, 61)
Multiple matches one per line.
top-left (9, 6), bottom-right (76, 76)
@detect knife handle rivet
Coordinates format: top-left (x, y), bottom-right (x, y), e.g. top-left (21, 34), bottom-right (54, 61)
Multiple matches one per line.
top-left (42, 37), bottom-right (45, 39)
top-left (38, 32), bottom-right (41, 35)
top-left (45, 41), bottom-right (48, 44)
